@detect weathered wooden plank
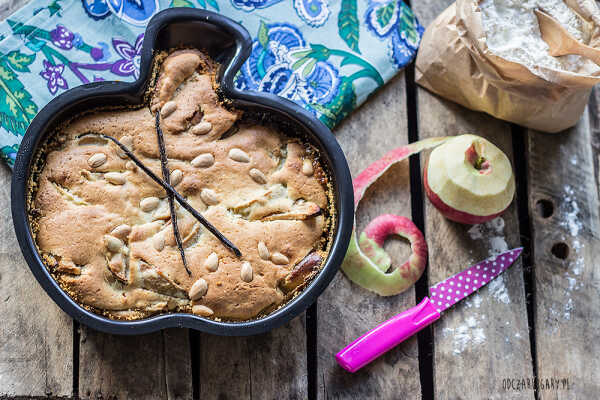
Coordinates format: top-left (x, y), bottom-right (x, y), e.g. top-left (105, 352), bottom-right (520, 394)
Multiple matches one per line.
top-left (316, 73), bottom-right (422, 399)
top-left (0, 179), bottom-right (74, 398)
top-left (79, 327), bottom-right (192, 399)
top-left (198, 316), bottom-right (307, 399)
top-left (527, 107), bottom-right (600, 398)
top-left (0, 271), bottom-right (73, 399)
top-left (414, 2), bottom-right (534, 398)
top-left (589, 88), bottom-right (600, 211)
top-left (0, 165), bottom-right (74, 397)
top-left (0, 1), bottom-right (73, 398)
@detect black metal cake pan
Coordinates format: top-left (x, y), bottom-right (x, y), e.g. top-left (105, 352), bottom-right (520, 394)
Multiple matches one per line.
top-left (11, 8), bottom-right (353, 336)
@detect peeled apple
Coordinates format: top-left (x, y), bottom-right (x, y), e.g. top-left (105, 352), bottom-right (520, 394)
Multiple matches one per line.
top-left (424, 134), bottom-right (515, 225)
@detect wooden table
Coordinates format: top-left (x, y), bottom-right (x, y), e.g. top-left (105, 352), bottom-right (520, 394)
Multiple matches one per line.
top-left (1, 1), bottom-right (599, 399)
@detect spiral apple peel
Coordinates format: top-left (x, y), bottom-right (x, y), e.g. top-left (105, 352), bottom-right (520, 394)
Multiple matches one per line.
top-left (342, 137), bottom-right (447, 296)
top-left (342, 135), bottom-right (515, 296)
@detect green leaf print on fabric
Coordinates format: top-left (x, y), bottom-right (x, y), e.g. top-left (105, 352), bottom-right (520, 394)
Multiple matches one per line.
top-left (175, 0), bottom-right (220, 10)
top-left (7, 20), bottom-right (48, 39)
top-left (290, 44), bottom-right (382, 127)
top-left (297, 44), bottom-right (384, 87)
top-left (204, 0), bottom-right (220, 11)
top-left (338, 0), bottom-right (360, 53)
top-left (47, 0), bottom-right (64, 17)
top-left (258, 21), bottom-right (269, 49)
top-left (1, 144), bottom-right (19, 166)
top-left (0, 56), bottom-right (38, 136)
top-left (170, 0), bottom-right (195, 7)
top-left (48, 1), bottom-right (63, 16)
top-left (33, 0), bottom-right (64, 17)
top-left (376, 1), bottom-right (397, 29)
top-left (311, 76), bottom-right (356, 127)
top-left (399, 3), bottom-right (419, 46)
top-left (5, 50), bottom-right (35, 73)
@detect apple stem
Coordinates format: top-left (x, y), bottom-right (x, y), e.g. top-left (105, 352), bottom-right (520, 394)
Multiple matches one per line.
top-left (474, 156), bottom-right (485, 170)
top-left (466, 142), bottom-right (492, 174)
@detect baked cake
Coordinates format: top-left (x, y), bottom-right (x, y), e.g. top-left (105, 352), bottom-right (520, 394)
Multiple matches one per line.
top-left (28, 50), bottom-right (333, 321)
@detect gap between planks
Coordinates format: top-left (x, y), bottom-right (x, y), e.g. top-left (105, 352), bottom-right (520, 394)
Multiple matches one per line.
top-left (306, 303), bottom-right (318, 400)
top-left (72, 320), bottom-right (80, 398)
top-left (405, 60), bottom-right (435, 400)
top-left (511, 124), bottom-right (539, 400)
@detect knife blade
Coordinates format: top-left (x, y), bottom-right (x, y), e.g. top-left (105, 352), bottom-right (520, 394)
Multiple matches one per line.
top-left (335, 248), bottom-right (523, 373)
top-left (429, 247), bottom-right (523, 313)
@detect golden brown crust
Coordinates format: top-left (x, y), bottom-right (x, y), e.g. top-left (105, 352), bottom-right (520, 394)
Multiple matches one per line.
top-left (30, 50), bottom-right (331, 321)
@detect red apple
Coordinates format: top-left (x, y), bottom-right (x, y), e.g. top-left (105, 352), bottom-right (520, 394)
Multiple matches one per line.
top-left (424, 135), bottom-right (515, 225)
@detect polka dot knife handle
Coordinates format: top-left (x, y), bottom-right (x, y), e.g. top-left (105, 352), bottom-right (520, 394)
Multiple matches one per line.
top-left (336, 248), bottom-right (523, 373)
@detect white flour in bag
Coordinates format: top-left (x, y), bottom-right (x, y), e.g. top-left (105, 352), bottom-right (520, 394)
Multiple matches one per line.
top-left (480, 0), bottom-right (590, 76)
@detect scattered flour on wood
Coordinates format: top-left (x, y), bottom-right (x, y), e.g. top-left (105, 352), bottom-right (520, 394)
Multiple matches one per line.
top-left (547, 297), bottom-right (575, 333)
top-left (467, 217), bottom-right (511, 304)
top-left (571, 258), bottom-right (583, 276)
top-left (465, 293), bottom-right (483, 308)
top-left (570, 155), bottom-right (578, 166)
top-left (547, 186), bottom-right (586, 333)
top-left (571, 238), bottom-right (583, 277)
top-left (561, 185), bottom-right (583, 236)
top-left (467, 217), bottom-right (509, 257)
top-left (549, 185), bottom-right (585, 335)
top-left (563, 298), bottom-right (574, 320)
top-left (487, 275), bottom-right (511, 304)
top-left (443, 315), bottom-right (486, 355)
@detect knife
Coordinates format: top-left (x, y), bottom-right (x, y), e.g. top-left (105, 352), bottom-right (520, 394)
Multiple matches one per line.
top-left (335, 247), bottom-right (523, 373)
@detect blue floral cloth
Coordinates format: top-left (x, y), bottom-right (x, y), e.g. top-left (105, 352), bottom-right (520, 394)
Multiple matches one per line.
top-left (0, 0), bottom-right (423, 166)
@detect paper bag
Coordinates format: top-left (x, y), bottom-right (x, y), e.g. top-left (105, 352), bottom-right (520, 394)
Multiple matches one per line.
top-left (415, 1), bottom-right (600, 133)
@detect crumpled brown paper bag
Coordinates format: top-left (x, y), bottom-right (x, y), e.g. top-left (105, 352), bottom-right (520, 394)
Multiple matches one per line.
top-left (415, 0), bottom-right (600, 133)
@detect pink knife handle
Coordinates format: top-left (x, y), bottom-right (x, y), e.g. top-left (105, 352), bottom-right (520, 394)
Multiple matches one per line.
top-left (335, 297), bottom-right (441, 373)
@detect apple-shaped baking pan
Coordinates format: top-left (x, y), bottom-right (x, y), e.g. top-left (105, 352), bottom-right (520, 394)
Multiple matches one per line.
top-left (11, 9), bottom-right (353, 336)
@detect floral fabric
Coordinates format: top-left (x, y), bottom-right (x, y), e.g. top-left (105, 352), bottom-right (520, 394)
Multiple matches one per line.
top-left (0, 0), bottom-right (422, 166)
